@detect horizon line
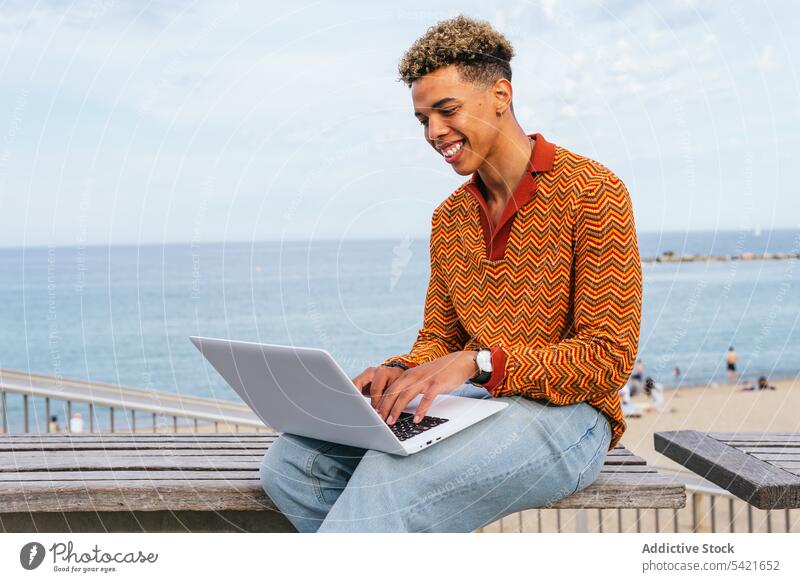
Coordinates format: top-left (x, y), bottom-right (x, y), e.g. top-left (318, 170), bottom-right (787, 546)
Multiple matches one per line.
top-left (1, 227), bottom-right (799, 252)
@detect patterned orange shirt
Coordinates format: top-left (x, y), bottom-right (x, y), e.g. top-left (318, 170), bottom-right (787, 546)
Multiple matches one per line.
top-left (383, 133), bottom-right (642, 451)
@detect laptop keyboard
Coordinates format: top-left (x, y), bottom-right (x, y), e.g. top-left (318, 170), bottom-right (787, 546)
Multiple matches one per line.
top-left (388, 412), bottom-right (449, 441)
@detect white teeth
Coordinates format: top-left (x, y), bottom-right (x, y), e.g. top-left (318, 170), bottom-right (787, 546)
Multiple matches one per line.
top-left (441, 141), bottom-right (463, 157)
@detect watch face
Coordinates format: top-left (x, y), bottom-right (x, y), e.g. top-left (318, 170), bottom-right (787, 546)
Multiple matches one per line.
top-left (476, 349), bottom-right (493, 372)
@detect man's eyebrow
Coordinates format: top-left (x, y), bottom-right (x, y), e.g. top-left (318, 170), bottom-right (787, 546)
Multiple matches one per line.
top-left (414, 97), bottom-right (459, 118)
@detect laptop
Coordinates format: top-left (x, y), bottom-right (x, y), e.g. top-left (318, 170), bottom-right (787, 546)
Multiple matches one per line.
top-left (190, 336), bottom-right (508, 456)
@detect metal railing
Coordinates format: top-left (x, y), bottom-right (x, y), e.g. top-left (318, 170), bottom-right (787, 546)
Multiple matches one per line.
top-left (0, 368), bottom-right (266, 434)
top-left (475, 475), bottom-right (799, 533)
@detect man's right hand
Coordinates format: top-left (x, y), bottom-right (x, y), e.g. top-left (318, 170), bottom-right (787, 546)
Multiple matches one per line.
top-left (351, 365), bottom-right (406, 411)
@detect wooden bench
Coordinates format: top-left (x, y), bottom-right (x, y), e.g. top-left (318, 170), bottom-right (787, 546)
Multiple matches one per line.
top-left (0, 433), bottom-right (685, 532)
top-left (655, 430), bottom-right (800, 510)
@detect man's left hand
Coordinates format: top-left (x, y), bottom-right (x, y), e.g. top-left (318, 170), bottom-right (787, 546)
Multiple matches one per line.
top-left (376, 350), bottom-right (479, 425)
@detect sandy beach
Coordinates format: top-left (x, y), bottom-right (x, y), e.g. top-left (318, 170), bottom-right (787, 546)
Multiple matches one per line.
top-left (620, 377), bottom-right (800, 474)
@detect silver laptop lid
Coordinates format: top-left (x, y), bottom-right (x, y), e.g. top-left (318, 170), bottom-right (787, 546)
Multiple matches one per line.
top-left (190, 336), bottom-right (401, 449)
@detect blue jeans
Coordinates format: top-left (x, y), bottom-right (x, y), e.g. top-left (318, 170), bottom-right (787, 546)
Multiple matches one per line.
top-left (259, 383), bottom-right (612, 532)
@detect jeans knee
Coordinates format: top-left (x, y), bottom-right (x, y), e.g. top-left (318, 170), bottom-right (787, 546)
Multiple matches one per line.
top-left (259, 446), bottom-right (283, 500)
top-left (259, 437), bottom-right (303, 498)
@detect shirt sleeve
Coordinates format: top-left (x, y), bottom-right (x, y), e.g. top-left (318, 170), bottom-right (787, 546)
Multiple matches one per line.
top-left (382, 208), bottom-right (470, 368)
top-left (485, 175), bottom-right (642, 403)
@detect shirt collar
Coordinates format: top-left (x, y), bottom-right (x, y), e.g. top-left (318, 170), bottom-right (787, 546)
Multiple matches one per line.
top-left (468, 132), bottom-right (556, 189)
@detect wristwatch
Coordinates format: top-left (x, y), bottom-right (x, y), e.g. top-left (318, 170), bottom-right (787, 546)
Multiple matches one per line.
top-left (382, 361), bottom-right (409, 371)
top-left (468, 348), bottom-right (492, 386)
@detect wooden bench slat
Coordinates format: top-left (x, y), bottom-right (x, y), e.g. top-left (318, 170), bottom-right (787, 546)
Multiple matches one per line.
top-left (1, 457), bottom-right (263, 472)
top-left (655, 430), bottom-right (800, 509)
top-left (548, 473), bottom-right (685, 509)
top-left (736, 443), bottom-right (800, 455)
top-left (751, 453), bottom-right (800, 462)
top-left (720, 441), bottom-right (800, 447)
top-left (710, 432), bottom-right (800, 437)
top-left (598, 455), bottom-right (646, 465)
top-left (600, 466), bottom-right (656, 473)
top-left (0, 464), bottom-right (657, 482)
top-left (2, 433), bottom-right (279, 446)
top-left (0, 470), bottom-right (262, 482)
top-left (0, 432), bottom-right (276, 438)
top-left (3, 458), bottom-right (650, 473)
top-left (0, 473), bottom-right (683, 513)
top-left (0, 442), bottom-right (275, 451)
top-left (710, 433), bottom-right (800, 441)
top-left (0, 480), bottom-right (279, 513)
top-left (1, 450), bottom-right (268, 463)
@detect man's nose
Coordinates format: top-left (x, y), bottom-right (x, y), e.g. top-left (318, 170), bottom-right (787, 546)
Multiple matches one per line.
top-left (426, 115), bottom-right (449, 141)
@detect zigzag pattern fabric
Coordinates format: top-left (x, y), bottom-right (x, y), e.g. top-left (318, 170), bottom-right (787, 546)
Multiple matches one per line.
top-left (384, 135), bottom-right (642, 451)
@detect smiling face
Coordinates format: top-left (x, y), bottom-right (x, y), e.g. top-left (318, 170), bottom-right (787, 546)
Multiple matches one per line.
top-left (411, 65), bottom-right (510, 176)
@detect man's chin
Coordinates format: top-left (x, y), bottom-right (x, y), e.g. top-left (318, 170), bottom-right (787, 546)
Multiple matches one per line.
top-left (451, 163), bottom-right (476, 176)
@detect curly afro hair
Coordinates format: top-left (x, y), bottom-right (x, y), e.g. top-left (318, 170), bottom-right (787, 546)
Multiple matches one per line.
top-left (398, 14), bottom-right (515, 89)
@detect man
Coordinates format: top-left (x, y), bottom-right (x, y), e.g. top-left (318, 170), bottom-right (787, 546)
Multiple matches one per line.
top-left (260, 14), bottom-right (642, 533)
top-left (726, 346), bottom-right (738, 384)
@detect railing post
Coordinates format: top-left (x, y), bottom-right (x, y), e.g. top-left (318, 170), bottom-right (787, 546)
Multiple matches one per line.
top-left (537, 509), bottom-right (542, 533)
top-left (747, 504), bottom-right (753, 532)
top-left (767, 511), bottom-right (772, 533)
top-left (131, 410), bottom-right (136, 433)
top-left (214, 421), bottom-right (219, 433)
top-left (673, 508), bottom-right (679, 533)
top-left (654, 509), bottom-right (660, 532)
top-left (556, 509), bottom-right (562, 533)
top-left (575, 509), bottom-right (588, 533)
top-left (729, 498), bottom-right (735, 533)
top-left (110, 407), bottom-right (114, 433)
top-left (710, 495), bottom-right (717, 532)
top-left (194, 418), bottom-right (198, 433)
top-left (152, 413), bottom-right (156, 433)
top-left (89, 403), bottom-right (94, 433)
top-left (23, 393), bottom-right (29, 432)
top-left (1, 391), bottom-right (8, 433)
top-left (786, 509), bottom-right (791, 533)
top-left (173, 416), bottom-right (177, 433)
top-left (45, 397), bottom-right (51, 432)
top-left (597, 509), bottom-right (603, 533)
top-left (692, 492), bottom-right (700, 532)
top-left (67, 401), bottom-right (72, 432)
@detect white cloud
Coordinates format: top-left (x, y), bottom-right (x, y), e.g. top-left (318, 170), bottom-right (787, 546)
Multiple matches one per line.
top-left (754, 45), bottom-right (779, 73)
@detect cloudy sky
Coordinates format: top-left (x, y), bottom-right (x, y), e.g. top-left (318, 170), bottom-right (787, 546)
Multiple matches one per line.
top-left (0, 0), bottom-right (798, 247)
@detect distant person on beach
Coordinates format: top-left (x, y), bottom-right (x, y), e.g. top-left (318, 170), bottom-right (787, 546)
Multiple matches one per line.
top-left (259, 15), bottom-right (643, 533)
top-left (48, 415), bottom-right (60, 433)
top-left (741, 375), bottom-right (776, 392)
top-left (643, 377), bottom-right (665, 413)
top-left (619, 382), bottom-right (641, 418)
top-left (673, 366), bottom-right (681, 381)
top-left (726, 347), bottom-right (738, 384)
top-left (630, 359), bottom-right (644, 396)
top-left (69, 412), bottom-right (84, 433)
